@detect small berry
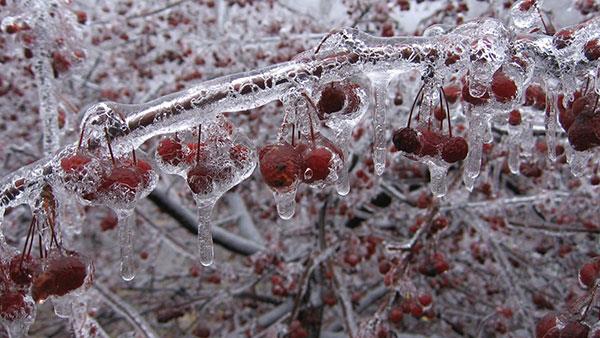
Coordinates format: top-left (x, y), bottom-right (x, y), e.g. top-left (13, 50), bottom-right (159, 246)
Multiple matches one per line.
top-left (578, 259), bottom-right (600, 288)
top-left (491, 70), bottom-right (517, 103)
top-left (441, 137), bottom-right (468, 163)
top-left (584, 39), bottom-right (600, 61)
top-left (508, 109), bottom-right (522, 126)
top-left (560, 321), bottom-right (589, 338)
top-left (302, 147), bottom-right (333, 183)
top-left (418, 293), bottom-right (433, 307)
top-left (536, 313), bottom-right (560, 338)
top-left (259, 143), bottom-right (301, 191)
top-left (393, 127), bottom-right (421, 154)
top-left (9, 254), bottom-right (40, 286)
top-left (157, 138), bottom-right (184, 166)
top-left (378, 260), bottom-right (392, 275)
top-left (60, 153), bottom-right (91, 174)
top-left (389, 307), bottom-right (403, 323)
top-left (32, 253), bottom-right (87, 302)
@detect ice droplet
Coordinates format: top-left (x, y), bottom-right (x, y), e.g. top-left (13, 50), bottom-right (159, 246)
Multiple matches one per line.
top-left (304, 168), bottom-right (313, 181)
top-left (464, 174), bottom-right (476, 192)
top-left (117, 210), bottom-right (136, 281)
top-left (568, 149), bottom-right (592, 177)
top-left (428, 161), bottom-right (448, 197)
top-left (336, 163), bottom-right (351, 196)
top-left (274, 189), bottom-right (296, 220)
top-left (195, 201), bottom-right (215, 267)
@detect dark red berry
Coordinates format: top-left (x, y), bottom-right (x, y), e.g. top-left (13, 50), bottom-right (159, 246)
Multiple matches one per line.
top-left (536, 313), bottom-right (560, 338)
top-left (441, 137), bottom-right (468, 163)
top-left (578, 260), bottom-right (600, 288)
top-left (389, 307), bottom-right (403, 323)
top-left (0, 291), bottom-right (31, 321)
top-left (393, 127), bottom-right (421, 154)
top-left (317, 82), bottom-right (360, 120)
top-left (560, 321), bottom-right (589, 338)
top-left (60, 153), bottom-right (91, 173)
top-left (157, 138), bottom-right (184, 166)
top-left (259, 144), bottom-right (301, 191)
top-left (302, 147), bottom-right (333, 183)
top-left (567, 116), bottom-right (600, 151)
top-left (584, 39), bottom-right (600, 61)
top-left (9, 254), bottom-right (40, 286)
top-left (418, 129), bottom-right (447, 157)
top-left (491, 70), bottom-right (517, 103)
top-left (508, 109), bottom-right (522, 126)
top-left (32, 254), bottom-right (87, 302)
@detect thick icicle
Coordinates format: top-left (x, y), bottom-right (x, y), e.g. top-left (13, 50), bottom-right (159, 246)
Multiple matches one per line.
top-left (427, 161), bottom-right (449, 197)
top-left (369, 74), bottom-right (395, 176)
top-left (117, 210), bottom-right (136, 281)
top-left (463, 114), bottom-right (485, 185)
top-left (544, 90), bottom-right (558, 161)
top-left (195, 200), bottom-right (216, 267)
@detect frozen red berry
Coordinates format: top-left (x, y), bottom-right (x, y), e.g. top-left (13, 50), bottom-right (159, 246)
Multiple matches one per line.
top-left (317, 82), bottom-right (360, 120)
top-left (536, 313), bottom-right (560, 338)
top-left (578, 259), bottom-right (600, 288)
top-left (560, 321), bottom-right (589, 338)
top-left (393, 127), bottom-right (421, 154)
top-left (157, 138), bottom-right (184, 166)
top-left (508, 109), bottom-right (522, 126)
top-left (60, 153), bottom-right (91, 174)
top-left (491, 70), bottom-right (517, 103)
top-left (302, 147), bottom-right (333, 183)
top-left (441, 137), bottom-right (468, 163)
top-left (584, 39), bottom-right (600, 61)
top-left (0, 291), bottom-right (32, 321)
top-left (567, 117), bottom-right (600, 151)
top-left (259, 143), bottom-right (302, 191)
top-left (32, 253), bottom-right (87, 302)
top-left (9, 254), bottom-right (40, 287)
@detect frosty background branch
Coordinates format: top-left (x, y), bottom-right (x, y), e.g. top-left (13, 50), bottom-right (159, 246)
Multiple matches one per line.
top-left (0, 0), bottom-right (599, 337)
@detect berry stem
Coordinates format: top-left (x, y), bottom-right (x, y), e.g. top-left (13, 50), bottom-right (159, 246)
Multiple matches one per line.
top-left (20, 215), bottom-right (36, 268)
top-left (132, 150), bottom-right (137, 165)
top-left (77, 122), bottom-right (87, 150)
top-left (104, 127), bottom-right (116, 166)
top-left (408, 83), bottom-right (426, 128)
top-left (196, 124), bottom-right (202, 164)
top-left (291, 123), bottom-right (296, 147)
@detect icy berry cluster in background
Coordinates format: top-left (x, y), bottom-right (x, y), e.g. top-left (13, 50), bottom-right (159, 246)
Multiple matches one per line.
top-left (0, 0), bottom-right (599, 337)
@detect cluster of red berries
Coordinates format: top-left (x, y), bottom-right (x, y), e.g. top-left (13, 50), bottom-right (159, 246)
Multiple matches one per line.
top-left (156, 119), bottom-right (254, 198)
top-left (417, 252), bottom-right (450, 277)
top-left (388, 293), bottom-right (434, 323)
top-left (60, 148), bottom-right (155, 208)
top-left (536, 313), bottom-right (591, 338)
top-left (259, 134), bottom-right (342, 192)
top-left (0, 250), bottom-right (88, 324)
top-left (259, 91), bottom-right (345, 193)
top-left (393, 85), bottom-right (468, 164)
top-left (558, 91), bottom-right (600, 151)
